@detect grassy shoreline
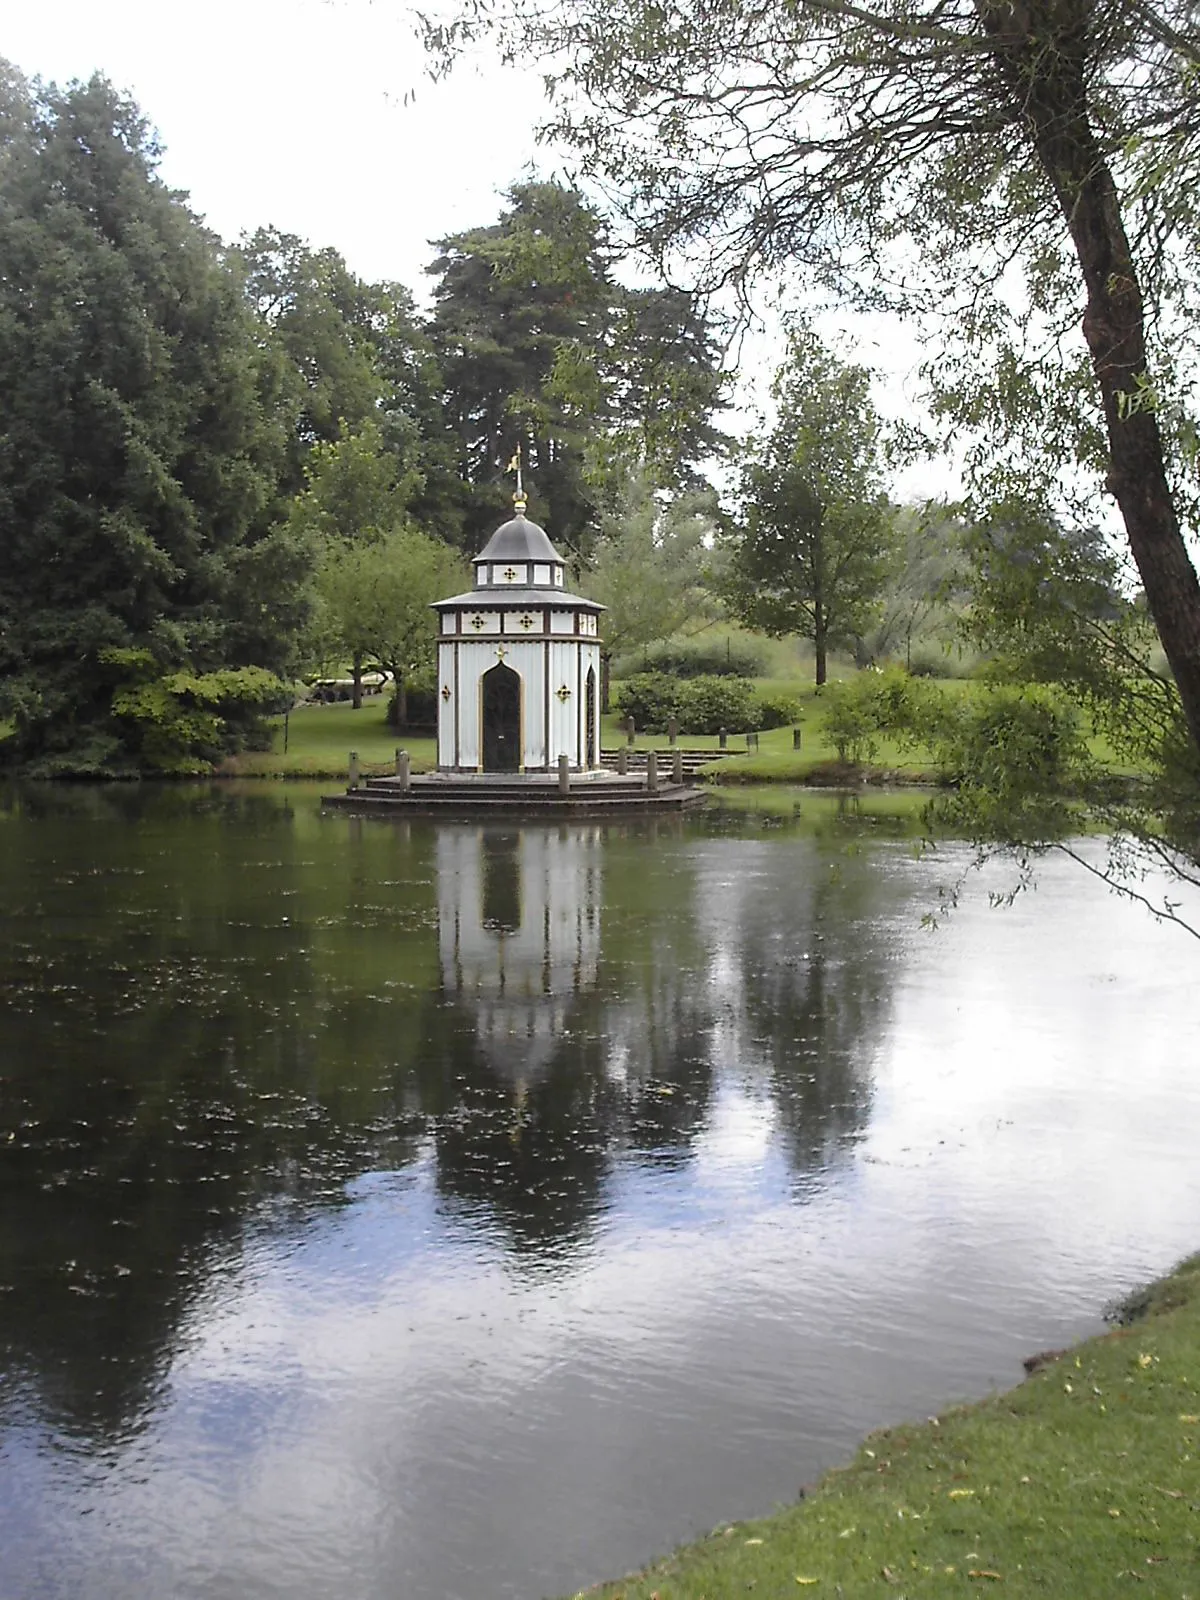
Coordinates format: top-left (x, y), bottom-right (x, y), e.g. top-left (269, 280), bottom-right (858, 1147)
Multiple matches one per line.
top-left (215, 699), bottom-right (936, 786)
top-left (563, 1255), bottom-right (1200, 1599)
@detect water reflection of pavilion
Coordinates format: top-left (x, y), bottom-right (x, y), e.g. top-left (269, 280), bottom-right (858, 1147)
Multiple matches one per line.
top-left (437, 825), bottom-right (602, 1083)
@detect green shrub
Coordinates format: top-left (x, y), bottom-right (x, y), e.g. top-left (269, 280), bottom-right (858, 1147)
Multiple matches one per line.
top-left (638, 638), bottom-right (767, 679)
top-left (753, 689), bottom-right (803, 729)
top-left (929, 683), bottom-right (1084, 840)
top-left (818, 668), bottom-right (936, 763)
top-left (613, 672), bottom-right (684, 731)
top-left (614, 673), bottom-right (759, 733)
top-left (103, 649), bottom-right (291, 775)
top-left (907, 646), bottom-right (958, 678)
top-left (681, 675), bottom-right (759, 733)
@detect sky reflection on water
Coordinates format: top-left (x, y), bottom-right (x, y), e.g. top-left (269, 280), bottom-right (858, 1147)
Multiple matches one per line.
top-left (1, 784), bottom-right (1198, 1600)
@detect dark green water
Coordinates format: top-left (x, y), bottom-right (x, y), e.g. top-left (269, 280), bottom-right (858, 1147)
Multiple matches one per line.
top-left (1, 783), bottom-right (1197, 1600)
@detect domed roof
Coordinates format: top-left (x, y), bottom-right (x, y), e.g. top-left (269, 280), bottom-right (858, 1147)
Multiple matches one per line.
top-left (475, 512), bottom-right (563, 566)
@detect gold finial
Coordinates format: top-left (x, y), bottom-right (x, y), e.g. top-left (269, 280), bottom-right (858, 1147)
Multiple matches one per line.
top-left (506, 443), bottom-right (526, 514)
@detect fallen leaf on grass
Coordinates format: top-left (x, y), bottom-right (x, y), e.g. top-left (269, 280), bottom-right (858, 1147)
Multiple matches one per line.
top-left (1179, 1414), bottom-right (1199, 1424)
top-left (795, 1577), bottom-right (820, 1586)
top-left (744, 1538), bottom-right (764, 1545)
top-left (968, 1570), bottom-right (1003, 1581)
top-left (948, 1488), bottom-right (975, 1499)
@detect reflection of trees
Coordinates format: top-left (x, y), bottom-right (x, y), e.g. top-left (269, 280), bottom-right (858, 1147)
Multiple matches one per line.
top-left (0, 792), bottom-right (914, 1446)
top-left (416, 995), bottom-right (618, 1260)
top-left (712, 835), bottom-right (908, 1187)
top-left (0, 785), bottom-right (436, 1440)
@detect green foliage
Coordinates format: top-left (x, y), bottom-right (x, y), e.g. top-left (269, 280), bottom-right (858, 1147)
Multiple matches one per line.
top-left (586, 473), bottom-right (717, 701)
top-left (314, 528), bottom-right (468, 722)
top-left (724, 331), bottom-right (894, 686)
top-left (863, 502), bottom-right (971, 669)
top-left (613, 673), bottom-right (690, 732)
top-left (957, 503), bottom-right (1200, 866)
top-left (100, 649), bottom-right (289, 775)
top-left (752, 688), bottom-right (803, 730)
top-left (818, 668), bottom-right (936, 764)
top-left (683, 675), bottom-right (760, 735)
top-left (0, 67), bottom-right (306, 771)
top-left (638, 636), bottom-right (765, 679)
top-left (907, 647), bottom-right (961, 679)
top-left (429, 180), bottom-right (727, 555)
top-left (925, 684), bottom-right (1087, 844)
top-left (423, 0), bottom-right (1200, 792)
top-left (235, 226), bottom-right (385, 488)
top-left (429, 180), bottom-right (617, 553)
top-left (615, 672), bottom-right (760, 734)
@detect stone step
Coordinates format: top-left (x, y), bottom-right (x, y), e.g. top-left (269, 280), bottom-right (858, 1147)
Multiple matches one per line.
top-left (363, 777), bottom-right (655, 799)
top-left (325, 786), bottom-right (704, 815)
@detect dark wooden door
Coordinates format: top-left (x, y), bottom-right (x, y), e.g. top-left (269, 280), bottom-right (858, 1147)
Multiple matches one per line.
top-left (482, 663), bottom-right (521, 772)
top-left (585, 666), bottom-right (597, 768)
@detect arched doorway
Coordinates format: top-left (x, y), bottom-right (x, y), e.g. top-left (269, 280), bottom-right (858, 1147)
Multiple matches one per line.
top-left (481, 662), bottom-right (521, 772)
top-left (585, 666), bottom-right (597, 769)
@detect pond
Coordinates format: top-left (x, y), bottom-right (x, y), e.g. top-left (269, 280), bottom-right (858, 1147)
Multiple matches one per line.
top-left (1, 783), bottom-right (1198, 1600)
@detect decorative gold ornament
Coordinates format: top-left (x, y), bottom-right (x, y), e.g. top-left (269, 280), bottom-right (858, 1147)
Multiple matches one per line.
top-left (556, 684), bottom-right (572, 702)
top-left (441, 685), bottom-right (452, 701)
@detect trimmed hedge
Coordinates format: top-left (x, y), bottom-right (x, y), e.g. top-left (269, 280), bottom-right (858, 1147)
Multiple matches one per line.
top-left (614, 673), bottom-right (797, 735)
top-left (637, 638), bottom-right (767, 679)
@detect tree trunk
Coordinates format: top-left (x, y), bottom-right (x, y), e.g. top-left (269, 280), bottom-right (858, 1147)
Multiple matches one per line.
top-left (397, 675), bottom-right (408, 727)
top-left (814, 609), bottom-right (827, 688)
top-left (600, 650), bottom-right (612, 713)
top-left (980, 2), bottom-right (1200, 758)
top-left (351, 652), bottom-right (363, 711)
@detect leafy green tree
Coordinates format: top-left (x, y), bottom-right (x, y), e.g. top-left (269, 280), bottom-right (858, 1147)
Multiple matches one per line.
top-left (865, 503), bottom-right (971, 671)
top-left (956, 503), bottom-right (1200, 880)
top-left (287, 417), bottom-right (419, 548)
top-left (586, 473), bottom-right (716, 709)
top-left (724, 334), bottom-right (893, 686)
top-left (0, 66), bottom-right (301, 773)
top-left (421, 0), bottom-right (1200, 765)
top-left (315, 529), bottom-right (467, 725)
top-left (429, 180), bottom-right (613, 553)
top-left (235, 227), bottom-right (384, 489)
top-left (429, 179), bottom-right (728, 555)
top-left (288, 418), bottom-right (417, 707)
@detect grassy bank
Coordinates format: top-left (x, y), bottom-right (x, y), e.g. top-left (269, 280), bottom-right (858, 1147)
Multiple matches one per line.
top-left (218, 700), bottom-right (436, 779)
top-left (220, 677), bottom-right (1124, 790)
top-left (219, 695), bottom-right (940, 785)
top-left (566, 1255), bottom-right (1200, 1599)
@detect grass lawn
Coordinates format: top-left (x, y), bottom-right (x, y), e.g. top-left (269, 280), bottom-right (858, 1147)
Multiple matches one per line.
top-left (218, 675), bottom-right (1137, 788)
top-left (565, 1254), bottom-right (1200, 1599)
top-left (219, 699), bottom-right (436, 780)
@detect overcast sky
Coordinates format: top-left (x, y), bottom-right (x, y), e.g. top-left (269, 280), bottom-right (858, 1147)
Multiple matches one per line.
top-left (6, 0), bottom-right (558, 293)
top-left (6, 0), bottom-right (954, 494)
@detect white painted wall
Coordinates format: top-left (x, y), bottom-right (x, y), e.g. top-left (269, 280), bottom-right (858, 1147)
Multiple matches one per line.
top-left (436, 633), bottom-right (603, 770)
